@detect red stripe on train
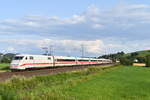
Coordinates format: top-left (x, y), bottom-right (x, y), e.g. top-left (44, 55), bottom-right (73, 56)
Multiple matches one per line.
top-left (19, 62), bottom-right (101, 67)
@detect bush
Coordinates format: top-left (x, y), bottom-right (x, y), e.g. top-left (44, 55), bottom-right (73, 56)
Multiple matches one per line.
top-left (1, 57), bottom-right (11, 63)
top-left (136, 57), bottom-right (146, 63)
top-left (146, 55), bottom-right (150, 67)
top-left (120, 57), bottom-right (133, 65)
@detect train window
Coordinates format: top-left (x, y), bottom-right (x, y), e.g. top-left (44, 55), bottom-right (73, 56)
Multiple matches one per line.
top-left (14, 56), bottom-right (24, 60)
top-left (30, 56), bottom-right (34, 60)
top-left (91, 60), bottom-right (97, 62)
top-left (25, 57), bottom-right (28, 60)
top-left (48, 57), bottom-right (51, 60)
top-left (57, 59), bottom-right (75, 62)
top-left (56, 59), bottom-right (63, 62)
top-left (78, 60), bottom-right (89, 62)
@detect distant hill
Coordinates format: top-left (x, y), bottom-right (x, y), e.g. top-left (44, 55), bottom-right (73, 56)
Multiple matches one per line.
top-left (99, 50), bottom-right (150, 63)
top-left (125, 50), bottom-right (150, 57)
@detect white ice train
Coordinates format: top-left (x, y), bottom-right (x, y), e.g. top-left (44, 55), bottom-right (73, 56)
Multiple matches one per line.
top-left (10, 54), bottom-right (112, 70)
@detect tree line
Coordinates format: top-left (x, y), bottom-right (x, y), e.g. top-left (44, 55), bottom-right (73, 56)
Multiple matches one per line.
top-left (99, 51), bottom-right (150, 67)
top-left (0, 53), bottom-right (15, 63)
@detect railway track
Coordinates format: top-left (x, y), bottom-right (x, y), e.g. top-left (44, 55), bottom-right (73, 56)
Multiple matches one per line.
top-left (0, 64), bottom-right (114, 82)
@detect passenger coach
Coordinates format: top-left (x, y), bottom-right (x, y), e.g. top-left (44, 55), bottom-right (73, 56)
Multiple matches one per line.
top-left (10, 54), bottom-right (112, 70)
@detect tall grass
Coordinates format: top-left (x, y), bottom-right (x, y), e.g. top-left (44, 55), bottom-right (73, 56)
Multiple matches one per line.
top-left (0, 65), bottom-right (118, 100)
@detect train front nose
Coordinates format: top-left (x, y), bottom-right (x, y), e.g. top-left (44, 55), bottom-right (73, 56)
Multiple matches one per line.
top-left (10, 56), bottom-right (24, 70)
top-left (11, 63), bottom-right (18, 68)
top-left (10, 61), bottom-right (20, 69)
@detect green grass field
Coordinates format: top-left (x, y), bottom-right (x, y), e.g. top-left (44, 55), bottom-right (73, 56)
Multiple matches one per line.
top-left (0, 63), bottom-right (10, 72)
top-left (65, 66), bottom-right (150, 100)
top-left (0, 65), bottom-right (150, 100)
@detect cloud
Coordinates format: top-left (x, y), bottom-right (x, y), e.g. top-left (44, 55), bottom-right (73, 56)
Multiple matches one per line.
top-left (92, 24), bottom-right (104, 29)
top-left (1, 38), bottom-right (150, 57)
top-left (127, 4), bottom-right (150, 9)
top-left (0, 4), bottom-right (149, 39)
top-left (0, 39), bottom-right (104, 55)
top-left (0, 3), bottom-right (150, 55)
top-left (6, 47), bottom-right (16, 53)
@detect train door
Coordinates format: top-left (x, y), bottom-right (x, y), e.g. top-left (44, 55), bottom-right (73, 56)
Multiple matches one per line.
top-left (21, 56), bottom-right (34, 69)
top-left (47, 56), bottom-right (54, 67)
top-left (23, 56), bottom-right (28, 64)
top-left (28, 56), bottom-right (34, 68)
top-left (52, 56), bottom-right (55, 67)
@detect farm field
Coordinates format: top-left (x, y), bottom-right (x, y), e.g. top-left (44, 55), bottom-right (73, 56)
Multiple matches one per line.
top-left (0, 65), bottom-right (150, 100)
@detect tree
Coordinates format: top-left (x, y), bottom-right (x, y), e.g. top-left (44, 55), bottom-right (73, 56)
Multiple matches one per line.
top-left (0, 53), bottom-right (15, 63)
top-left (98, 51), bottom-right (125, 62)
top-left (117, 51), bottom-right (125, 56)
top-left (120, 57), bottom-right (133, 65)
top-left (1, 57), bottom-right (11, 63)
top-left (146, 55), bottom-right (150, 67)
top-left (131, 52), bottom-right (138, 57)
top-left (136, 57), bottom-right (146, 63)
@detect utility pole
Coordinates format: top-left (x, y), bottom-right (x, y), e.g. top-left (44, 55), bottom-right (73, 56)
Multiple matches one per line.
top-left (81, 44), bottom-right (84, 58)
top-left (42, 47), bottom-right (48, 56)
top-left (49, 45), bottom-right (53, 56)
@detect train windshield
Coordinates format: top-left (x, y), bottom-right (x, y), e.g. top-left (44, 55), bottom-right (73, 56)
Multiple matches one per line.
top-left (13, 56), bottom-right (24, 60)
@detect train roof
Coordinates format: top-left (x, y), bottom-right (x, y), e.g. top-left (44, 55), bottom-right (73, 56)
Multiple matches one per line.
top-left (15, 54), bottom-right (111, 60)
top-left (15, 54), bottom-right (50, 57)
top-left (54, 56), bottom-right (76, 59)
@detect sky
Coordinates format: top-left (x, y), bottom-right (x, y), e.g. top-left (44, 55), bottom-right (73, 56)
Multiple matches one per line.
top-left (0, 0), bottom-right (150, 57)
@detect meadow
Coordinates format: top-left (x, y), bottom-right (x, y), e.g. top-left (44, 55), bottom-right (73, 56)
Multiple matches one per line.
top-left (0, 65), bottom-right (150, 100)
top-left (0, 63), bottom-right (10, 72)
